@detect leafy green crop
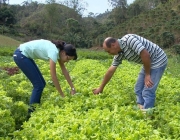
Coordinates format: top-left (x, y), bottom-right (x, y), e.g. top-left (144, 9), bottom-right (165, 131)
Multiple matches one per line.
top-left (0, 56), bottom-right (180, 139)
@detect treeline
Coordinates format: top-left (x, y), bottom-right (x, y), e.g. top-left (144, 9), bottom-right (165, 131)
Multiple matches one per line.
top-left (1, 0), bottom-right (179, 51)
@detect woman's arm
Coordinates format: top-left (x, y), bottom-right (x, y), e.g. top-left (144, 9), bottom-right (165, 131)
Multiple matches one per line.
top-left (49, 59), bottom-right (65, 97)
top-left (58, 60), bottom-right (76, 94)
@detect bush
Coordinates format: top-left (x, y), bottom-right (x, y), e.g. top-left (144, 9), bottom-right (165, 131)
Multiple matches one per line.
top-left (0, 94), bottom-right (13, 110)
top-left (11, 101), bottom-right (28, 130)
top-left (160, 31), bottom-right (175, 48)
top-left (0, 109), bottom-right (15, 137)
top-left (172, 44), bottom-right (180, 55)
top-left (77, 49), bottom-right (112, 60)
top-left (0, 46), bottom-right (16, 56)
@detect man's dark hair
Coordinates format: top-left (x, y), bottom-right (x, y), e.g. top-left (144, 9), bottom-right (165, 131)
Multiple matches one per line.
top-left (105, 37), bottom-right (116, 48)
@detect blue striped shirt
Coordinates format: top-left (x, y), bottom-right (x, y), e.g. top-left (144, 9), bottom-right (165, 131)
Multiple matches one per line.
top-left (112, 34), bottom-right (167, 69)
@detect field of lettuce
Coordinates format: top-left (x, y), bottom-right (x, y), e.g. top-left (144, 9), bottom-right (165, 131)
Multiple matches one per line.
top-left (0, 49), bottom-right (180, 140)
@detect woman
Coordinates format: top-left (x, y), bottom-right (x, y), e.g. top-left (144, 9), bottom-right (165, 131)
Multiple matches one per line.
top-left (13, 39), bottom-right (77, 115)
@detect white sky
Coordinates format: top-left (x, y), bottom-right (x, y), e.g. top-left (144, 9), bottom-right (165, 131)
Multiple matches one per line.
top-left (9, 0), bottom-right (135, 16)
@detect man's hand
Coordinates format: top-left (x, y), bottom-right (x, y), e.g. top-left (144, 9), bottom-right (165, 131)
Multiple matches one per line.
top-left (145, 74), bottom-right (154, 88)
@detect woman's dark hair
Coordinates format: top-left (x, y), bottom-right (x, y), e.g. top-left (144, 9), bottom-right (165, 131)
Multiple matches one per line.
top-left (51, 40), bottom-right (66, 51)
top-left (51, 40), bottom-right (77, 60)
top-left (64, 44), bottom-right (77, 60)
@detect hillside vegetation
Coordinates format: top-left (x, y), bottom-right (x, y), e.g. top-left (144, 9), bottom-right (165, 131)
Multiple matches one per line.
top-left (0, 0), bottom-right (179, 50)
top-left (94, 0), bottom-right (180, 48)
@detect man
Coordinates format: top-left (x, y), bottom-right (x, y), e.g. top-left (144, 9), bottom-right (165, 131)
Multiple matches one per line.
top-left (93, 34), bottom-right (167, 110)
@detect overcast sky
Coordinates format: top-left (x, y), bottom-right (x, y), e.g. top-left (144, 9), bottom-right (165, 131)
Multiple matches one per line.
top-left (9, 0), bottom-right (135, 16)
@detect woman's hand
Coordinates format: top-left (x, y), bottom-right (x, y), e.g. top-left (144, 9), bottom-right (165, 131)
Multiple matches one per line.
top-left (92, 88), bottom-right (103, 95)
top-left (71, 88), bottom-right (76, 95)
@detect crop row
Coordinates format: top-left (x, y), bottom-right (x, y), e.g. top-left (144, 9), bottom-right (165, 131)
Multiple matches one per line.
top-left (0, 57), bottom-right (180, 139)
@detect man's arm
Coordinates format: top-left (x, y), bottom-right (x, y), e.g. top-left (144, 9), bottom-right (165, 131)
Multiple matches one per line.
top-left (93, 65), bottom-right (117, 94)
top-left (140, 49), bottom-right (153, 88)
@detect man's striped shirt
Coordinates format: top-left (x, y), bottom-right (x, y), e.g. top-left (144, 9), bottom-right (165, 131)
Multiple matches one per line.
top-left (112, 34), bottom-right (167, 69)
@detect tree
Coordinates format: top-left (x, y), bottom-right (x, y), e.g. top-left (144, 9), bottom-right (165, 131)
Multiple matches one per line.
top-left (0, 0), bottom-right (8, 7)
top-left (108, 0), bottom-right (128, 8)
top-left (64, 18), bottom-right (81, 46)
top-left (132, 0), bottom-right (160, 10)
top-left (128, 3), bottom-right (143, 18)
top-left (160, 31), bottom-right (175, 48)
top-left (22, 1), bottom-right (28, 6)
top-left (160, 0), bottom-right (168, 4)
top-left (108, 0), bottom-right (128, 24)
top-left (0, 7), bottom-right (16, 34)
top-left (60, 0), bottom-right (87, 15)
top-left (45, 0), bottom-right (59, 34)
